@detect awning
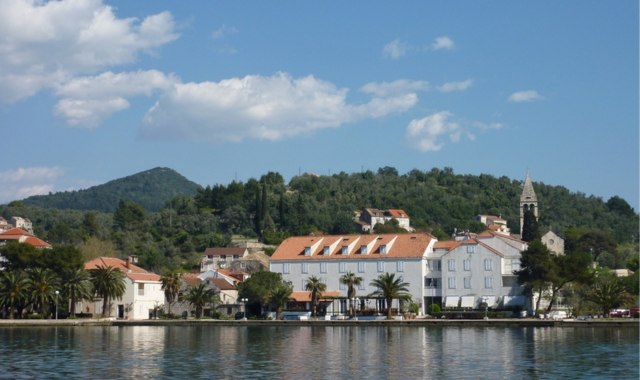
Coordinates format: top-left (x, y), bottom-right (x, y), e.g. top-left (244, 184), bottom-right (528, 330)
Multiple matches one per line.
top-left (460, 296), bottom-right (475, 308)
top-left (445, 296), bottom-right (459, 307)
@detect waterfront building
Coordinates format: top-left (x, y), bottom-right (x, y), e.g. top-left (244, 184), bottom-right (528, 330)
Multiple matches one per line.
top-left (270, 233), bottom-right (437, 316)
top-left (200, 247), bottom-right (249, 271)
top-left (81, 256), bottom-right (164, 320)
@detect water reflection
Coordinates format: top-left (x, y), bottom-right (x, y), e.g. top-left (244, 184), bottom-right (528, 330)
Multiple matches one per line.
top-left (0, 325), bottom-right (637, 379)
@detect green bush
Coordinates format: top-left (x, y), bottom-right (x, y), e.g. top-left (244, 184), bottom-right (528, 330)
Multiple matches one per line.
top-left (427, 304), bottom-right (441, 314)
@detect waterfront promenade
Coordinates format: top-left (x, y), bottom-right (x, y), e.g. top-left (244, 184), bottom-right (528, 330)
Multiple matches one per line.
top-left (0, 318), bottom-right (636, 328)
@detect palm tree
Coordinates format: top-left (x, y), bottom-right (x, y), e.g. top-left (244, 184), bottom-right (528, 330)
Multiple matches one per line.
top-left (0, 270), bottom-right (30, 319)
top-left (305, 276), bottom-right (327, 318)
top-left (90, 265), bottom-right (126, 317)
top-left (28, 268), bottom-right (60, 318)
top-left (269, 284), bottom-right (293, 320)
top-left (64, 268), bottom-right (93, 317)
top-left (160, 272), bottom-right (181, 316)
top-left (369, 273), bottom-right (411, 319)
top-left (184, 283), bottom-right (218, 318)
top-left (340, 271), bottom-right (363, 317)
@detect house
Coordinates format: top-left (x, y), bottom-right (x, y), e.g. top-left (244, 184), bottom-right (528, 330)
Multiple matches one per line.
top-left (81, 257), bottom-right (164, 320)
top-left (0, 217), bottom-right (10, 232)
top-left (0, 228), bottom-right (51, 248)
top-left (201, 247), bottom-right (249, 271)
top-left (356, 208), bottom-right (414, 232)
top-left (541, 230), bottom-right (565, 255)
top-left (429, 231), bottom-right (527, 312)
top-left (170, 272), bottom-right (242, 318)
top-left (228, 251), bottom-right (270, 273)
top-left (270, 233), bottom-right (437, 316)
top-left (476, 215), bottom-right (511, 236)
top-left (10, 217), bottom-right (33, 234)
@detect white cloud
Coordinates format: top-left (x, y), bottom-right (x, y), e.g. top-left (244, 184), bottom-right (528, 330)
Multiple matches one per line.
top-left (0, 0), bottom-right (178, 103)
top-left (406, 112), bottom-right (505, 152)
top-left (383, 39), bottom-right (409, 59)
top-left (508, 90), bottom-right (543, 103)
top-left (406, 111), bottom-right (459, 152)
top-left (360, 80), bottom-right (429, 97)
top-left (431, 36), bottom-right (454, 50)
top-left (438, 79), bottom-right (473, 92)
top-left (54, 70), bottom-right (178, 126)
top-left (140, 73), bottom-right (421, 142)
top-left (0, 166), bottom-right (64, 204)
top-left (212, 25), bottom-right (239, 39)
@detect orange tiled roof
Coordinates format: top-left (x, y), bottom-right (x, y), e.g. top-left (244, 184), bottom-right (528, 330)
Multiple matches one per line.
top-left (386, 209), bottom-right (409, 218)
top-left (84, 257), bottom-right (161, 282)
top-left (181, 272), bottom-right (202, 287)
top-left (0, 228), bottom-right (51, 248)
top-left (271, 233), bottom-right (434, 261)
top-left (206, 278), bottom-right (237, 291)
top-left (0, 228), bottom-right (33, 238)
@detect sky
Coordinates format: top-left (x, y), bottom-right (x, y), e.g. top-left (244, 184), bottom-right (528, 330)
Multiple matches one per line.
top-left (1, 0), bottom-right (638, 211)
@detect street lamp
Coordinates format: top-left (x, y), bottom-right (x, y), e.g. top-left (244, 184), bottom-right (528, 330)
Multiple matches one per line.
top-left (55, 290), bottom-right (60, 320)
top-left (482, 296), bottom-right (488, 320)
top-left (240, 298), bottom-right (248, 320)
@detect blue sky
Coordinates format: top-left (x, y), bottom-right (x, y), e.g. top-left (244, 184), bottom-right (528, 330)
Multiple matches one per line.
top-left (1, 0), bottom-right (638, 210)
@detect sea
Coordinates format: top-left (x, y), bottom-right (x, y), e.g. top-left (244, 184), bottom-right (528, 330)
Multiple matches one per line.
top-left (0, 325), bottom-right (637, 379)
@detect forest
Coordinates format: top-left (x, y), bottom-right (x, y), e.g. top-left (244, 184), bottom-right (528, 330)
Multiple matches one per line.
top-left (1, 166), bottom-right (637, 275)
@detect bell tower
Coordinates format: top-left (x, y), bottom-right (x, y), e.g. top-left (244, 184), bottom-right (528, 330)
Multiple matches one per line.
top-left (520, 173), bottom-right (538, 232)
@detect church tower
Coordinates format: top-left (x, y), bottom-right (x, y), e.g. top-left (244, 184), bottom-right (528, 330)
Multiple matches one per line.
top-left (520, 173), bottom-right (538, 232)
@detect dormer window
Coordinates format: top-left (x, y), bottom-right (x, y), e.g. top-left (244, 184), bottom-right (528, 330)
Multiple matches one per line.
top-left (360, 245), bottom-right (367, 254)
top-left (304, 247), bottom-right (311, 256)
top-left (341, 246), bottom-right (348, 255)
top-left (323, 246), bottom-right (330, 255)
top-left (380, 245), bottom-right (387, 254)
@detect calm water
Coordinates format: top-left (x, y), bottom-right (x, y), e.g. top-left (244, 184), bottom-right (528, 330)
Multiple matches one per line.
top-left (0, 325), bottom-right (637, 379)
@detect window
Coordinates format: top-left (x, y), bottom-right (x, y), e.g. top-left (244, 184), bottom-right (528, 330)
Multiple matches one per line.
top-left (339, 282), bottom-right (346, 290)
top-left (233, 255), bottom-right (240, 260)
top-left (447, 277), bottom-right (456, 289)
top-left (341, 246), bottom-right (348, 255)
top-left (511, 259), bottom-right (521, 272)
top-left (427, 259), bottom-right (441, 271)
top-left (484, 259), bottom-right (493, 271)
top-left (360, 245), bottom-right (367, 254)
top-left (448, 259), bottom-right (456, 272)
top-left (358, 261), bottom-right (365, 273)
top-left (302, 263), bottom-right (309, 273)
top-left (397, 261), bottom-right (404, 272)
top-left (323, 246), bottom-right (330, 255)
top-left (380, 245), bottom-right (387, 254)
top-left (467, 245), bottom-right (475, 253)
top-left (137, 283), bottom-right (144, 296)
top-left (424, 277), bottom-right (440, 288)
top-left (484, 276), bottom-right (493, 289)
top-left (377, 261), bottom-right (385, 273)
top-left (358, 282), bottom-right (365, 291)
top-left (304, 247), bottom-right (311, 256)
top-left (463, 259), bottom-right (471, 271)
top-left (320, 262), bottom-right (327, 273)
top-left (220, 255), bottom-right (227, 260)
top-left (283, 263), bottom-right (290, 274)
top-left (464, 277), bottom-right (471, 289)
top-left (339, 262), bottom-right (346, 273)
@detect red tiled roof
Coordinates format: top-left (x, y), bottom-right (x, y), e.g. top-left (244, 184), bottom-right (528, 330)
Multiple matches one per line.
top-left (181, 272), bottom-right (202, 287)
top-left (84, 257), bottom-right (160, 282)
top-left (271, 233), bottom-right (434, 261)
top-left (0, 228), bottom-right (51, 248)
top-left (386, 209), bottom-right (409, 218)
top-left (206, 278), bottom-right (237, 291)
top-left (0, 228), bottom-right (33, 238)
top-left (23, 236), bottom-right (51, 248)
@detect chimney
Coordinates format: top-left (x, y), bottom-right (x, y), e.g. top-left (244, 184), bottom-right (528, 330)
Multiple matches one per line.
top-left (125, 256), bottom-right (131, 269)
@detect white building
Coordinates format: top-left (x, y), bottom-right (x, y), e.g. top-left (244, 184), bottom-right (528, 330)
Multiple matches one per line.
top-left (201, 247), bottom-right (249, 271)
top-left (357, 208), bottom-right (414, 232)
top-left (270, 233), bottom-right (436, 316)
top-left (428, 231), bottom-right (527, 311)
top-left (82, 257), bottom-right (164, 320)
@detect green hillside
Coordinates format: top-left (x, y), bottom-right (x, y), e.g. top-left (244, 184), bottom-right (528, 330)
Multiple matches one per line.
top-left (21, 167), bottom-right (202, 212)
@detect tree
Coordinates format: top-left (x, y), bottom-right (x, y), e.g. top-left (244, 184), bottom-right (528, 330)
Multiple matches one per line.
top-left (305, 276), bottom-right (326, 317)
top-left (521, 208), bottom-right (539, 242)
top-left (161, 272), bottom-right (182, 316)
top-left (237, 271), bottom-right (291, 317)
top-left (28, 268), bottom-right (60, 317)
top-left (369, 273), bottom-right (411, 319)
top-left (515, 240), bottom-right (554, 313)
top-left (340, 271), bottom-right (363, 317)
top-left (269, 284), bottom-right (293, 320)
top-left (544, 251), bottom-right (593, 314)
top-left (90, 265), bottom-right (126, 317)
top-left (586, 269), bottom-right (634, 316)
top-left (64, 268), bottom-right (93, 317)
top-left (0, 270), bottom-right (30, 319)
top-left (183, 283), bottom-right (218, 318)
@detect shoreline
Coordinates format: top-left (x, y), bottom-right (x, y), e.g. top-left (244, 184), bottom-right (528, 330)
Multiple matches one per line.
top-left (0, 318), bottom-right (637, 328)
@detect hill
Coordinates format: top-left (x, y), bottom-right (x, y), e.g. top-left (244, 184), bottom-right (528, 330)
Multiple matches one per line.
top-left (21, 167), bottom-right (202, 212)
